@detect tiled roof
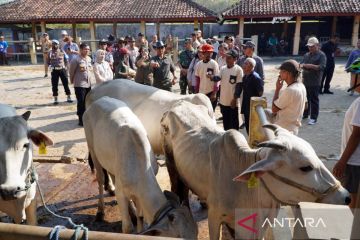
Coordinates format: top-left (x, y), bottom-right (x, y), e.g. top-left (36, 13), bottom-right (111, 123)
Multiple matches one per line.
top-left (222, 0), bottom-right (360, 18)
top-left (0, 0), bottom-right (217, 23)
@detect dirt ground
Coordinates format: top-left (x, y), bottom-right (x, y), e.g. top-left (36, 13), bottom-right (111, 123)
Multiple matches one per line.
top-left (0, 58), bottom-right (356, 239)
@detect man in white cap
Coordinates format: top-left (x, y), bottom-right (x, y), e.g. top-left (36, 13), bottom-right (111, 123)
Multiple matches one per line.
top-left (300, 36), bottom-right (326, 125)
top-left (59, 30), bottom-right (68, 51)
top-left (196, 30), bottom-right (206, 44)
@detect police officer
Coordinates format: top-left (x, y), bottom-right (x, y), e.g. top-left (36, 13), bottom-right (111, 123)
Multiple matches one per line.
top-left (47, 40), bottom-right (73, 105)
top-left (178, 39), bottom-right (194, 94)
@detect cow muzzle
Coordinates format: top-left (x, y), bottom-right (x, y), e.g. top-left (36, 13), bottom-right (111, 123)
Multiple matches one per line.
top-left (0, 184), bottom-right (26, 200)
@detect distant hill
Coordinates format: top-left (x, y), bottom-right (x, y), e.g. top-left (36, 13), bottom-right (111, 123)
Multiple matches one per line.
top-left (193, 0), bottom-right (238, 12)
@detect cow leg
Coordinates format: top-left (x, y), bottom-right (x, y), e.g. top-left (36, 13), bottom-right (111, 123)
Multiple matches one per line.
top-left (25, 198), bottom-right (37, 225)
top-left (115, 183), bottom-right (133, 233)
top-left (91, 152), bottom-right (105, 222)
top-left (164, 148), bottom-right (190, 208)
top-left (208, 208), bottom-right (221, 240)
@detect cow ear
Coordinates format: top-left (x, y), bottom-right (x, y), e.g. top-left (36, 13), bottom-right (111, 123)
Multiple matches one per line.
top-left (257, 139), bottom-right (287, 151)
top-left (22, 111), bottom-right (31, 121)
top-left (28, 129), bottom-right (53, 146)
top-left (233, 156), bottom-right (282, 182)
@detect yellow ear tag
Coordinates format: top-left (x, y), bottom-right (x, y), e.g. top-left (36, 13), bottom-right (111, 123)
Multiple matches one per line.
top-left (38, 142), bottom-right (47, 155)
top-left (247, 172), bottom-right (259, 188)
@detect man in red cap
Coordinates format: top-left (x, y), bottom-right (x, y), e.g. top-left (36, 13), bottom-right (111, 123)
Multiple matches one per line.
top-left (195, 44), bottom-right (220, 110)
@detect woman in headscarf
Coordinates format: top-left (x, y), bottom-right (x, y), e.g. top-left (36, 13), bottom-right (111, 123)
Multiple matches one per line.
top-left (93, 49), bottom-right (113, 84)
top-left (135, 46), bottom-right (153, 85)
top-left (114, 48), bottom-right (136, 79)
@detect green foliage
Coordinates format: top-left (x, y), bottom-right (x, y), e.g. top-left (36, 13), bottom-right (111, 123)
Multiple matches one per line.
top-left (193, 0), bottom-right (238, 12)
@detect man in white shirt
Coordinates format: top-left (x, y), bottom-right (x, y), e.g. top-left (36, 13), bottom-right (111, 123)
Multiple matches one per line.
top-left (270, 59), bottom-right (307, 135)
top-left (126, 37), bottom-right (139, 70)
top-left (195, 44), bottom-right (220, 110)
top-left (333, 94), bottom-right (360, 209)
top-left (219, 49), bottom-right (243, 130)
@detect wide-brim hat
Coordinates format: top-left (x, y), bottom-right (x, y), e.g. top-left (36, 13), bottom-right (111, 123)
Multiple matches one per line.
top-left (153, 41), bottom-right (166, 48)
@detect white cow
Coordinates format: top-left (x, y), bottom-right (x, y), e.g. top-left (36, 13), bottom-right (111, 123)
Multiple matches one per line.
top-left (83, 97), bottom-right (198, 238)
top-left (85, 79), bottom-right (214, 154)
top-left (0, 104), bottom-right (53, 225)
top-left (160, 101), bottom-right (350, 240)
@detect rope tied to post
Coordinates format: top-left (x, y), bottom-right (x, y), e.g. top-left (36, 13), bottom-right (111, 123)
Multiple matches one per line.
top-left (32, 166), bottom-right (89, 240)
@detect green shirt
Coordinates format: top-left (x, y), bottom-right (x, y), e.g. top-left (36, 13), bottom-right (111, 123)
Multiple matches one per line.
top-left (151, 55), bottom-right (175, 91)
top-left (179, 49), bottom-right (194, 69)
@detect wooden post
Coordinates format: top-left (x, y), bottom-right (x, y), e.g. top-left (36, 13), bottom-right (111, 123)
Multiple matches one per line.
top-left (89, 21), bottom-right (97, 52)
top-left (283, 21), bottom-right (288, 39)
top-left (200, 21), bottom-right (204, 34)
top-left (40, 21), bottom-right (46, 34)
top-left (156, 22), bottom-right (161, 39)
top-left (173, 37), bottom-right (179, 63)
top-left (28, 38), bottom-right (37, 64)
top-left (292, 16), bottom-right (302, 55)
top-left (194, 19), bottom-right (199, 31)
top-left (140, 21), bottom-right (146, 35)
top-left (72, 23), bottom-right (77, 40)
top-left (112, 23), bottom-right (117, 38)
top-left (238, 17), bottom-right (244, 42)
top-left (352, 15), bottom-right (360, 47)
top-left (31, 22), bottom-right (37, 41)
top-left (331, 16), bottom-right (338, 37)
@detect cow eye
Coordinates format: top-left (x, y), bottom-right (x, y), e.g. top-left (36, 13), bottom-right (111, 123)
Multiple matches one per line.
top-left (299, 166), bottom-right (313, 172)
top-left (23, 143), bottom-right (30, 149)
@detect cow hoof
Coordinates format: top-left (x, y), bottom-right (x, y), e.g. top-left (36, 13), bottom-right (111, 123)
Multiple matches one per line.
top-left (95, 212), bottom-right (105, 222)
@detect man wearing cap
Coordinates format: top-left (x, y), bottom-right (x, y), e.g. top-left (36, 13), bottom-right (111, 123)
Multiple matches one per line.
top-left (219, 49), bottom-right (243, 130)
top-left (59, 30), bottom-right (68, 52)
top-left (178, 39), bottom-right (194, 94)
top-left (47, 40), bottom-right (72, 105)
top-left (136, 33), bottom-right (148, 49)
top-left (301, 36), bottom-right (326, 125)
top-left (320, 34), bottom-right (340, 94)
top-left (237, 41), bottom-right (264, 81)
top-left (237, 57), bottom-right (263, 134)
top-left (150, 41), bottom-right (177, 92)
top-left (149, 35), bottom-right (158, 57)
top-left (0, 35), bottom-right (9, 66)
top-left (270, 59), bottom-right (306, 135)
top-left (126, 37), bottom-right (139, 70)
top-left (195, 44), bottom-right (220, 110)
top-left (224, 36), bottom-right (241, 56)
top-left (41, 33), bottom-right (52, 77)
top-left (63, 36), bottom-right (79, 63)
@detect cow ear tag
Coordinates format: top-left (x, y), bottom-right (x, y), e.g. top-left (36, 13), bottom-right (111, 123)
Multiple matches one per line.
top-left (247, 172), bottom-right (259, 188)
top-left (39, 142), bottom-right (47, 155)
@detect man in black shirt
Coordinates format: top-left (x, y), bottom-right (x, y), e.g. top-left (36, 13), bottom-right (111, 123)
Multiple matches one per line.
top-left (320, 34), bottom-right (340, 94)
top-left (235, 57), bottom-right (264, 134)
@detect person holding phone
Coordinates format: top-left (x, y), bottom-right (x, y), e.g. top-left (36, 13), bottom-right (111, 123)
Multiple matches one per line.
top-left (270, 59), bottom-right (307, 135)
top-left (135, 46), bottom-right (153, 85)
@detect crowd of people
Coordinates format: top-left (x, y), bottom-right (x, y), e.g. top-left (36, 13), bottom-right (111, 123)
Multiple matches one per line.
top-left (2, 29), bottom-right (359, 207)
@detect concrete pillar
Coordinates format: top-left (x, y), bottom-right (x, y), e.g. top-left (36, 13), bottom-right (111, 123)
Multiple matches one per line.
top-left (89, 21), bottom-right (97, 52)
top-left (173, 37), bottom-right (179, 63)
top-left (28, 38), bottom-right (37, 64)
top-left (31, 22), bottom-right (37, 41)
top-left (282, 21), bottom-right (288, 39)
top-left (112, 23), bottom-right (117, 38)
top-left (72, 23), bottom-right (77, 40)
top-left (251, 35), bottom-right (258, 56)
top-left (331, 16), bottom-right (338, 37)
top-left (352, 15), bottom-right (360, 47)
top-left (238, 17), bottom-right (244, 42)
top-left (40, 21), bottom-right (46, 34)
top-left (194, 19), bottom-right (199, 31)
top-left (140, 21), bottom-right (146, 35)
top-left (156, 22), bottom-right (161, 39)
top-left (292, 16), bottom-right (302, 55)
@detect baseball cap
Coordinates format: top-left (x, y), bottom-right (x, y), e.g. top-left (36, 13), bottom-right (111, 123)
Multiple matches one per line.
top-left (225, 49), bottom-right (239, 58)
top-left (128, 37), bottom-right (136, 42)
top-left (184, 38), bottom-right (191, 44)
top-left (199, 44), bottom-right (214, 53)
top-left (224, 36), bottom-right (234, 41)
top-left (52, 39), bottom-right (59, 45)
top-left (61, 30), bottom-right (68, 35)
top-left (42, 32), bottom-right (48, 36)
top-left (153, 41), bottom-right (166, 48)
top-left (278, 59), bottom-right (301, 75)
top-left (242, 41), bottom-right (256, 49)
top-left (306, 37), bottom-right (319, 46)
top-left (138, 33), bottom-right (144, 37)
top-left (99, 39), bottom-right (107, 45)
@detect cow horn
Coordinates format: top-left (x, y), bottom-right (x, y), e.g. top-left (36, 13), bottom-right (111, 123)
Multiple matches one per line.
top-left (257, 140), bottom-right (287, 151)
top-left (22, 111), bottom-right (31, 121)
top-left (262, 124), bottom-right (279, 132)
